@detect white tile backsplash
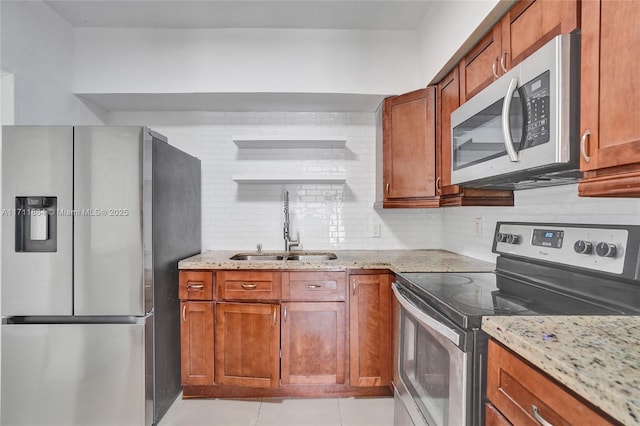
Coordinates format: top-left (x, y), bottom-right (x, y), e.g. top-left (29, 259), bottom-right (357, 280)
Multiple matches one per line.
top-left (110, 111), bottom-right (640, 256)
top-left (111, 111), bottom-right (441, 251)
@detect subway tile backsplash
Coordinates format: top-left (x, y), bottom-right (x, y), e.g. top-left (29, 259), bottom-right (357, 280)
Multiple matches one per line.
top-left (110, 111), bottom-right (640, 258)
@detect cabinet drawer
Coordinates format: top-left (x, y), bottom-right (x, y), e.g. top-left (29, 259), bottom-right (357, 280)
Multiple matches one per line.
top-left (217, 271), bottom-right (281, 300)
top-left (487, 340), bottom-right (613, 425)
top-left (282, 271), bottom-right (346, 301)
top-left (179, 271), bottom-right (214, 300)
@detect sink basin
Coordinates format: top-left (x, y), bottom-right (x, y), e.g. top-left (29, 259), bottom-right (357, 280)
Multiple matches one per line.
top-left (229, 252), bottom-right (337, 261)
top-left (229, 253), bottom-right (285, 261)
top-left (286, 252), bottom-right (337, 261)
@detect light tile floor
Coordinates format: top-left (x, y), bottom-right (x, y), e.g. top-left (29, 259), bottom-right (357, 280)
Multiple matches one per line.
top-left (158, 395), bottom-right (395, 426)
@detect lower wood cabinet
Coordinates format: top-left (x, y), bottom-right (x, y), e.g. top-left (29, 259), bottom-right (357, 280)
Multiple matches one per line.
top-left (215, 302), bottom-right (280, 389)
top-left (281, 301), bottom-right (346, 385)
top-left (486, 339), bottom-right (616, 425)
top-left (349, 273), bottom-right (392, 387)
top-left (180, 269), bottom-right (393, 398)
top-left (180, 301), bottom-right (214, 386)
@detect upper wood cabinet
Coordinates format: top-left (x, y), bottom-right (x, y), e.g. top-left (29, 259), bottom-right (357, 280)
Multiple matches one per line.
top-left (383, 87), bottom-right (439, 208)
top-left (578, 0), bottom-right (640, 197)
top-left (436, 66), bottom-right (514, 206)
top-left (460, 0), bottom-right (579, 103)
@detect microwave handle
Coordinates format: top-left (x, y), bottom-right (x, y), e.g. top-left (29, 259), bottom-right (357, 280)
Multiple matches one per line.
top-left (502, 77), bottom-right (520, 162)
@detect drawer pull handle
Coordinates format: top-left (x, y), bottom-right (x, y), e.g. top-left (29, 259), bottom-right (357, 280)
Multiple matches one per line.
top-left (241, 283), bottom-right (257, 290)
top-left (306, 284), bottom-right (322, 289)
top-left (531, 405), bottom-right (553, 426)
top-left (580, 129), bottom-right (591, 163)
top-left (492, 57), bottom-right (500, 79)
top-left (187, 283), bottom-right (204, 290)
top-left (182, 305), bottom-right (186, 322)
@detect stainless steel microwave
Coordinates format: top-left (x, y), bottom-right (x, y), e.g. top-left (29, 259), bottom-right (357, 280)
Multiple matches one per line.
top-left (450, 33), bottom-right (581, 190)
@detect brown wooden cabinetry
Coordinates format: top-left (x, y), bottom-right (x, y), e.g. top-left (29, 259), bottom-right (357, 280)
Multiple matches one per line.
top-left (460, 0), bottom-right (579, 103)
top-left (215, 302), bottom-right (280, 388)
top-left (436, 66), bottom-right (513, 206)
top-left (382, 87), bottom-right (439, 208)
top-left (486, 340), bottom-right (616, 425)
top-left (349, 272), bottom-right (392, 387)
top-left (180, 301), bottom-right (215, 386)
top-left (578, 0), bottom-right (640, 196)
top-left (217, 270), bottom-right (281, 300)
top-left (179, 271), bottom-right (215, 386)
top-left (281, 301), bottom-right (346, 385)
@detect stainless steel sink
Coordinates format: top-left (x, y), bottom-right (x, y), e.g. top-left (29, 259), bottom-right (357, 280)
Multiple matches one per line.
top-left (229, 252), bottom-right (337, 261)
top-left (286, 252), bottom-right (337, 261)
top-left (229, 253), bottom-right (285, 261)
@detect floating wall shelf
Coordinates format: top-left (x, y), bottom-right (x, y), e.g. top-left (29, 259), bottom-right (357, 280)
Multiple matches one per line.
top-left (233, 136), bottom-right (346, 149)
top-left (232, 175), bottom-right (347, 184)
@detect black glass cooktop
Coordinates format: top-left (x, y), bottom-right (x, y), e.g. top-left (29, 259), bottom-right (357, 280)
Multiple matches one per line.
top-left (395, 271), bottom-right (626, 329)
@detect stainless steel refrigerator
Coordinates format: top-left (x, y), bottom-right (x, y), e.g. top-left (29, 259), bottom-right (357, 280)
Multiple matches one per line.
top-left (1, 126), bottom-right (201, 426)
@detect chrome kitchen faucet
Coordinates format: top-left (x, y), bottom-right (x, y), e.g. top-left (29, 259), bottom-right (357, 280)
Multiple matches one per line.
top-left (283, 191), bottom-right (300, 251)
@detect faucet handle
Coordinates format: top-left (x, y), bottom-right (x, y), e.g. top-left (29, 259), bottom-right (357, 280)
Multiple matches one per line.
top-left (257, 243), bottom-right (262, 253)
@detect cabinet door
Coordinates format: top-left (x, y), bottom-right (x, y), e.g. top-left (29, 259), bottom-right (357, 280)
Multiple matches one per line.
top-left (579, 0), bottom-right (640, 196)
top-left (502, 0), bottom-right (579, 69)
top-left (215, 302), bottom-right (280, 388)
top-left (349, 274), bottom-right (392, 387)
top-left (459, 25), bottom-right (503, 103)
top-left (281, 302), bottom-right (346, 385)
top-left (180, 301), bottom-right (214, 386)
top-left (383, 87), bottom-right (439, 208)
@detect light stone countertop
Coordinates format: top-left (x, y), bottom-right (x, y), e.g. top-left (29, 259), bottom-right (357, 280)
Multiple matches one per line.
top-left (178, 249), bottom-right (495, 273)
top-left (482, 316), bottom-right (640, 425)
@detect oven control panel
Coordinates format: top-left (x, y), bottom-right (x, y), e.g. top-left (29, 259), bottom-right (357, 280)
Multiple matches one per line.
top-left (493, 223), bottom-right (629, 275)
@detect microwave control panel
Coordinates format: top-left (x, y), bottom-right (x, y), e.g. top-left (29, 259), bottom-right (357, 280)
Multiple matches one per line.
top-left (521, 70), bottom-right (550, 149)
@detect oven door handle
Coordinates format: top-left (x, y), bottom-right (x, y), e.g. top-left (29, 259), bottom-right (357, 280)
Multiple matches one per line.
top-left (392, 283), bottom-right (461, 347)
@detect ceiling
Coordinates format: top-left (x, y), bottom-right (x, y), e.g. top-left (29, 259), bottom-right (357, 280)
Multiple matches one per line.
top-left (44, 0), bottom-right (435, 30)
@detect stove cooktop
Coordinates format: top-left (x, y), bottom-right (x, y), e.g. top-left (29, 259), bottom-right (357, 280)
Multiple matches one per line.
top-left (395, 271), bottom-right (627, 329)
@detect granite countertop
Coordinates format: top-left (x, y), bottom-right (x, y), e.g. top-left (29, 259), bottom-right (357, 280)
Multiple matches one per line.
top-left (482, 316), bottom-right (640, 425)
top-left (178, 249), bottom-right (495, 273)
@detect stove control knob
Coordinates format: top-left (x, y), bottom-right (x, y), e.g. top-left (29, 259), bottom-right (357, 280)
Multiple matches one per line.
top-left (506, 234), bottom-right (520, 244)
top-left (573, 240), bottom-right (593, 254)
top-left (496, 232), bottom-right (507, 243)
top-left (595, 242), bottom-right (617, 258)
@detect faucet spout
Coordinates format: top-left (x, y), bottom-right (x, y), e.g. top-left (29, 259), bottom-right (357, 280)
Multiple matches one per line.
top-left (283, 191), bottom-right (300, 251)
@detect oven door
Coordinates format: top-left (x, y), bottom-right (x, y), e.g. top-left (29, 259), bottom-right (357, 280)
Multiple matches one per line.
top-left (392, 283), bottom-right (471, 426)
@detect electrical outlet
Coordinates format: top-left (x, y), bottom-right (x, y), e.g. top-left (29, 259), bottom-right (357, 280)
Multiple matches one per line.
top-left (474, 217), bottom-right (483, 236)
top-left (371, 222), bottom-right (381, 238)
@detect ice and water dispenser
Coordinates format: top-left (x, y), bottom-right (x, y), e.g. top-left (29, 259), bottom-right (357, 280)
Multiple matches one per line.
top-left (15, 196), bottom-right (57, 252)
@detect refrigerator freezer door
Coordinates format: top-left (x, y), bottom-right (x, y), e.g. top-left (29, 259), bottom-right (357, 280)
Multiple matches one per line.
top-left (1, 318), bottom-right (153, 426)
top-left (73, 126), bottom-right (148, 316)
top-left (1, 126), bottom-right (74, 315)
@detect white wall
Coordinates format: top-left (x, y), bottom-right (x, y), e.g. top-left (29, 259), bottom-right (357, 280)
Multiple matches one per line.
top-left (442, 184), bottom-right (640, 263)
top-left (109, 110), bottom-right (443, 251)
top-left (0, 1), bottom-right (106, 124)
top-left (417, 0), bottom-right (501, 83)
top-left (73, 27), bottom-right (421, 97)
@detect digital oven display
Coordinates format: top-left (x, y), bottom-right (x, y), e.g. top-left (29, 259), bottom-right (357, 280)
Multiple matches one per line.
top-left (531, 229), bottom-right (564, 249)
